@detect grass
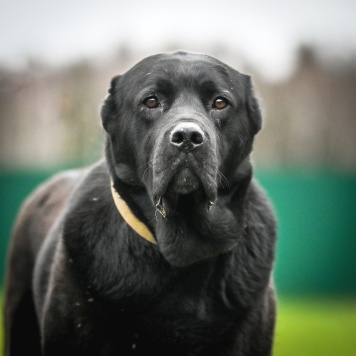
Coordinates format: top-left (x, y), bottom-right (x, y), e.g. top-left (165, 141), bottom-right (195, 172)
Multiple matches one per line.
top-left (0, 295), bottom-right (2, 356)
top-left (273, 297), bottom-right (356, 356)
top-left (0, 296), bottom-right (355, 355)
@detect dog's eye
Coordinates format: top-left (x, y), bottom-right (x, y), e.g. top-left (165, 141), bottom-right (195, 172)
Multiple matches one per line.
top-left (144, 95), bottom-right (160, 109)
top-left (213, 97), bottom-right (229, 110)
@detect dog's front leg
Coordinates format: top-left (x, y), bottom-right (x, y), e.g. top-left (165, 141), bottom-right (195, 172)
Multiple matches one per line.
top-left (33, 237), bottom-right (101, 355)
top-left (38, 262), bottom-right (98, 355)
top-left (37, 246), bottom-right (138, 356)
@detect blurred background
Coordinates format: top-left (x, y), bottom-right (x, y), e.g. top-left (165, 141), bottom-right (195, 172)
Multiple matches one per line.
top-left (1, 0), bottom-right (356, 355)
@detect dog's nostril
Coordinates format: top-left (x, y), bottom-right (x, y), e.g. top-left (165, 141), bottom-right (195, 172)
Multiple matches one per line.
top-left (170, 123), bottom-right (205, 150)
top-left (171, 131), bottom-right (185, 144)
top-left (171, 130), bottom-right (203, 145)
top-left (191, 132), bottom-right (204, 145)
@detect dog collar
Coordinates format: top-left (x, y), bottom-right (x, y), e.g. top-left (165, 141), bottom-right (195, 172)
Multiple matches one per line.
top-left (110, 183), bottom-right (157, 245)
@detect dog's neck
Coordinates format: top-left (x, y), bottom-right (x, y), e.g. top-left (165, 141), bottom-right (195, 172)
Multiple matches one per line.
top-left (110, 182), bottom-right (157, 244)
top-left (108, 155), bottom-right (253, 254)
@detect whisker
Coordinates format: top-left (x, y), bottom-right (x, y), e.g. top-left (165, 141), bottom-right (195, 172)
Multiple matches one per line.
top-left (141, 159), bottom-right (154, 180)
top-left (218, 170), bottom-right (231, 189)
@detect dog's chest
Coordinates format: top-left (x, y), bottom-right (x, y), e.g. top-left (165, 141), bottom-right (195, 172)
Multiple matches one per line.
top-left (131, 283), bottom-right (238, 347)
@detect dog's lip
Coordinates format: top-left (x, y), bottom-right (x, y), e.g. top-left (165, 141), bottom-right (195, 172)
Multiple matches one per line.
top-left (153, 169), bottom-right (217, 217)
top-left (152, 152), bottom-right (218, 214)
top-left (154, 169), bottom-right (216, 200)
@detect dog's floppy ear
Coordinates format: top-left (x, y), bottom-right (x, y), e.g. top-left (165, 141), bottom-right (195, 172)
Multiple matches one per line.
top-left (245, 77), bottom-right (262, 134)
top-left (101, 75), bottom-right (121, 132)
top-left (108, 75), bottom-right (120, 96)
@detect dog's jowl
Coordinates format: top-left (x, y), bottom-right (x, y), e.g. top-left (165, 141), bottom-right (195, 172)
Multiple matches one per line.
top-left (4, 51), bottom-right (277, 356)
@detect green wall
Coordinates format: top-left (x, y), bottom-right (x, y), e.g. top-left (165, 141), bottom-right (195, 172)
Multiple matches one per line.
top-left (257, 171), bottom-right (356, 295)
top-left (1, 169), bottom-right (355, 296)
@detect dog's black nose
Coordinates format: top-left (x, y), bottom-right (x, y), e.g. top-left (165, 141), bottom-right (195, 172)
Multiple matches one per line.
top-left (170, 122), bottom-right (205, 151)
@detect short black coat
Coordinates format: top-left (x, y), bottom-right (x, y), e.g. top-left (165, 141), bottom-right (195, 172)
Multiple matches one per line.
top-left (4, 51), bottom-right (277, 356)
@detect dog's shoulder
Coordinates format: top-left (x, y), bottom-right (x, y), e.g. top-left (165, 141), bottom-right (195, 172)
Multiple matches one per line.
top-left (247, 178), bottom-right (276, 225)
top-left (241, 177), bottom-right (277, 265)
top-left (16, 168), bottom-right (83, 223)
top-left (9, 167), bottom-right (87, 254)
top-left (10, 160), bottom-right (112, 255)
top-left (63, 160), bottom-right (113, 221)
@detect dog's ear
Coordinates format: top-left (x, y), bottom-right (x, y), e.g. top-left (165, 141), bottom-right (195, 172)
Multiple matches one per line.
top-left (245, 76), bottom-right (262, 134)
top-left (101, 75), bottom-right (121, 132)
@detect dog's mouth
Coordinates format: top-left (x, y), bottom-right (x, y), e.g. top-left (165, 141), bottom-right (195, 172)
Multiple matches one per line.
top-left (154, 167), bottom-right (216, 218)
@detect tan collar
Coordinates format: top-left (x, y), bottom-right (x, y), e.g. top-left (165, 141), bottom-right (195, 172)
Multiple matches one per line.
top-left (110, 183), bottom-right (157, 245)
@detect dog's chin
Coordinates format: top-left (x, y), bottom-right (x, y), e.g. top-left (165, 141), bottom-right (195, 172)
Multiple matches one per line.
top-left (155, 168), bottom-right (215, 218)
top-left (169, 168), bottom-right (201, 195)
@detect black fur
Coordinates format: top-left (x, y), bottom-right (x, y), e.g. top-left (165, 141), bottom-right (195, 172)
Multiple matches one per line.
top-left (4, 51), bottom-right (277, 355)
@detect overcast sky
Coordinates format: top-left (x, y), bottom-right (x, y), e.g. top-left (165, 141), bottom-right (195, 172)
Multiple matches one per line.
top-left (1, 0), bottom-right (356, 80)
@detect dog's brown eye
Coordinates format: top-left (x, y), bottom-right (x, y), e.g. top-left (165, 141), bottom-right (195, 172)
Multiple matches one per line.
top-left (144, 95), bottom-right (160, 109)
top-left (213, 97), bottom-right (228, 110)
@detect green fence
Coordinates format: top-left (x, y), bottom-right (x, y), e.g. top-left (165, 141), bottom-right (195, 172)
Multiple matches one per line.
top-left (257, 171), bottom-right (356, 295)
top-left (1, 169), bottom-right (356, 296)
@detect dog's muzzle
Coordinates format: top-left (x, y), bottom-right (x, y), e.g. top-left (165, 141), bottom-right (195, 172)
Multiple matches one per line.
top-left (166, 122), bottom-right (205, 196)
top-left (152, 120), bottom-right (218, 218)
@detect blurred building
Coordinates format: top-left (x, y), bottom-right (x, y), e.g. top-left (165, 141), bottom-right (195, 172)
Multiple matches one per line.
top-left (0, 45), bottom-right (356, 172)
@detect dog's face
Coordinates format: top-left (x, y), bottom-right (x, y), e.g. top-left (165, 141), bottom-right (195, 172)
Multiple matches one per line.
top-left (102, 51), bottom-right (261, 218)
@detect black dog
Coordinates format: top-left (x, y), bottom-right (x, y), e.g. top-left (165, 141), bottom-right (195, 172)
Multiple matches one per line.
top-left (4, 51), bottom-right (277, 356)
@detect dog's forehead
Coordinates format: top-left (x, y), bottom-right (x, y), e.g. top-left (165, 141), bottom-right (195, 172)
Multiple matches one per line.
top-left (125, 52), bottom-right (237, 85)
top-left (138, 52), bottom-right (223, 70)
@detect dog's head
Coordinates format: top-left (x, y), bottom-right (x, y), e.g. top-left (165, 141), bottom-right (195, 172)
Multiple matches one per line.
top-left (102, 52), bottom-right (261, 216)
